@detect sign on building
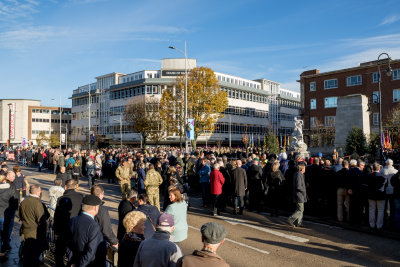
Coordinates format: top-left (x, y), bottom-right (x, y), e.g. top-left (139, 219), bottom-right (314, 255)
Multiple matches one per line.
top-left (61, 134), bottom-right (66, 144)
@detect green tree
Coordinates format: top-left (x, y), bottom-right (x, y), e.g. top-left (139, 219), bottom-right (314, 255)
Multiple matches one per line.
top-left (160, 67), bottom-right (228, 149)
top-left (124, 98), bottom-right (165, 146)
top-left (367, 132), bottom-right (380, 159)
top-left (264, 132), bottom-right (280, 155)
top-left (49, 133), bottom-right (60, 148)
top-left (345, 127), bottom-right (367, 155)
top-left (36, 131), bottom-right (48, 147)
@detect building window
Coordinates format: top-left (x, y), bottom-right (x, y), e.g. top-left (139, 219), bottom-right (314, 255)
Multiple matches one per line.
top-left (325, 116), bottom-right (336, 127)
top-left (394, 69), bottom-right (400, 80)
top-left (393, 89), bottom-right (400, 102)
top-left (324, 79), bottom-right (338, 89)
top-left (310, 117), bottom-right (316, 128)
top-left (373, 113), bottom-right (379, 126)
top-left (324, 97), bottom-right (338, 108)
top-left (310, 99), bottom-right (316, 109)
top-left (372, 72), bottom-right (379, 83)
top-left (310, 82), bottom-right (316, 91)
top-left (346, 75), bottom-right (362, 86)
top-left (373, 91), bottom-right (380, 103)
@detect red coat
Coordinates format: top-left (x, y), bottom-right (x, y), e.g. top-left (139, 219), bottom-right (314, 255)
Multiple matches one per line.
top-left (210, 169), bottom-right (225, 195)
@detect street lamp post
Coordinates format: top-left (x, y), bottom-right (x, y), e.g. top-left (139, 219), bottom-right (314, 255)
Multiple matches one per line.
top-left (51, 97), bottom-right (62, 150)
top-left (113, 116), bottom-right (123, 150)
top-left (88, 89), bottom-right (91, 150)
top-left (169, 41), bottom-right (188, 153)
top-left (377, 52), bottom-right (393, 163)
top-left (8, 103), bottom-right (12, 148)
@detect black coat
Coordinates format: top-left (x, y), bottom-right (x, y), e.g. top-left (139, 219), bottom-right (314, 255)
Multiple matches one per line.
top-left (117, 199), bottom-right (135, 241)
top-left (367, 173), bottom-right (387, 200)
top-left (95, 203), bottom-right (118, 245)
top-left (118, 233), bottom-right (144, 267)
top-left (54, 189), bottom-right (84, 236)
top-left (0, 183), bottom-right (16, 218)
top-left (68, 213), bottom-right (106, 267)
top-left (137, 204), bottom-right (161, 239)
top-left (292, 171), bottom-right (307, 203)
top-left (233, 167), bottom-right (247, 196)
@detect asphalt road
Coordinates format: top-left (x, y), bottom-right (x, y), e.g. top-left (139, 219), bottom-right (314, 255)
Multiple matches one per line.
top-left (14, 164), bottom-right (400, 267)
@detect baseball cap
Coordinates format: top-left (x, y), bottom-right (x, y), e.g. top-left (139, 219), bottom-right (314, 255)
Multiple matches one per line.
top-left (158, 213), bottom-right (174, 227)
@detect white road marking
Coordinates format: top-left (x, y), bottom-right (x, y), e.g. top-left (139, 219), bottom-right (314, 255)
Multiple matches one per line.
top-left (188, 225), bottom-right (270, 255)
top-left (219, 216), bottom-right (309, 243)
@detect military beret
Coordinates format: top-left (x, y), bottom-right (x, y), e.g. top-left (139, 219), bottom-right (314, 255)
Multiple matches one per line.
top-left (82, 195), bottom-right (101, 206)
top-left (201, 222), bottom-right (227, 244)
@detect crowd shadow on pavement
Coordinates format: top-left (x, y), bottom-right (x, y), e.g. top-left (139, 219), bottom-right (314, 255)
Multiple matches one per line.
top-left (245, 237), bottom-right (400, 267)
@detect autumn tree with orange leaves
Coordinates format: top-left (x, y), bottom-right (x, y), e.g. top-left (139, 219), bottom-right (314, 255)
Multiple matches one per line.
top-left (160, 67), bottom-right (228, 149)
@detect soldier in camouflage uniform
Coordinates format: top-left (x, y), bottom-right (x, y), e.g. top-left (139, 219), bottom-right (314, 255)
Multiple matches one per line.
top-left (144, 164), bottom-right (163, 210)
top-left (115, 159), bottom-right (134, 199)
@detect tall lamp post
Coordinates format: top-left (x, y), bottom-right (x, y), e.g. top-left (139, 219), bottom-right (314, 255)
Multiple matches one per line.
top-left (377, 52), bottom-right (392, 163)
top-left (169, 41), bottom-right (189, 152)
top-left (51, 97), bottom-right (62, 150)
top-left (8, 103), bottom-right (12, 148)
top-left (113, 116), bottom-right (123, 150)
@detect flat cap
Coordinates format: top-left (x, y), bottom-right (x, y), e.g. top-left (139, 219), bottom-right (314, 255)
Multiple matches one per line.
top-left (201, 222), bottom-right (227, 244)
top-left (82, 195), bottom-right (102, 206)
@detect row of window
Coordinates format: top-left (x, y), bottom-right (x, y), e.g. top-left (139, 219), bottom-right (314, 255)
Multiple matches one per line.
top-left (310, 114), bottom-right (380, 128)
top-left (311, 89), bottom-right (400, 109)
top-left (309, 69), bottom-right (400, 91)
top-left (279, 113), bottom-right (296, 121)
top-left (217, 75), bottom-right (260, 89)
top-left (32, 118), bottom-right (71, 123)
top-left (221, 87), bottom-right (268, 104)
top-left (109, 106), bottom-right (126, 116)
top-left (109, 85), bottom-right (162, 100)
top-left (278, 99), bottom-right (301, 109)
top-left (213, 122), bottom-right (269, 135)
top-left (310, 116), bottom-right (336, 127)
top-left (32, 109), bottom-right (71, 115)
top-left (72, 95), bottom-right (99, 107)
top-left (223, 106), bottom-right (269, 118)
top-left (72, 111), bottom-right (98, 120)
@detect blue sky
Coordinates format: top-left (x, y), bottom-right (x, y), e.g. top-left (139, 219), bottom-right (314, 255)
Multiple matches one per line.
top-left (1, 0), bottom-right (400, 107)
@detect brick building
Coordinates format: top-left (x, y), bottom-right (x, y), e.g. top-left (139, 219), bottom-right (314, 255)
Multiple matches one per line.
top-left (299, 58), bottom-right (400, 141)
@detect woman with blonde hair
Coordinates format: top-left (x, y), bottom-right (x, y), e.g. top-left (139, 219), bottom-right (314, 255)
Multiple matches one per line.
top-left (118, 211), bottom-right (147, 267)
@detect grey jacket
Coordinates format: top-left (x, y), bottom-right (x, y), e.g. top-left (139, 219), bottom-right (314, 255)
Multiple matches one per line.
top-left (134, 231), bottom-right (182, 267)
top-left (292, 171), bottom-right (307, 203)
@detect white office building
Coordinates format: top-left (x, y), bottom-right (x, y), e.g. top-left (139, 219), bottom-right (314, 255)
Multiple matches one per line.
top-left (70, 58), bottom-right (300, 147)
top-left (0, 99), bottom-right (71, 147)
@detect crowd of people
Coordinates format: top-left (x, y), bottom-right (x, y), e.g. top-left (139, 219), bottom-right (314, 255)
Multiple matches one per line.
top-left (1, 144), bottom-right (400, 266)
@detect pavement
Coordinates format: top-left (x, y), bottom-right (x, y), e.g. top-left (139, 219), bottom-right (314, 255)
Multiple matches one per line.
top-left (2, 162), bottom-right (400, 266)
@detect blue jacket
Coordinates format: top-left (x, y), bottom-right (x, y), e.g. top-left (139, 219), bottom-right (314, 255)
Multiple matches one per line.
top-left (198, 164), bottom-right (211, 184)
top-left (138, 168), bottom-right (146, 194)
top-left (66, 157), bottom-right (76, 167)
top-left (137, 204), bottom-right (161, 239)
top-left (68, 213), bottom-right (106, 267)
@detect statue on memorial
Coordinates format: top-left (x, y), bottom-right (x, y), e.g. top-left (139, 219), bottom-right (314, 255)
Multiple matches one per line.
top-left (290, 117), bottom-right (308, 154)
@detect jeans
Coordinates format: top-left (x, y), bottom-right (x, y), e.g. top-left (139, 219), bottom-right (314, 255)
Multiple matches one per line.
top-left (88, 174), bottom-right (95, 189)
top-left (288, 202), bottom-right (305, 226)
top-left (38, 162), bottom-right (43, 172)
top-left (234, 196), bottom-right (244, 210)
top-left (200, 183), bottom-right (210, 206)
top-left (22, 158), bottom-right (26, 166)
top-left (368, 199), bottom-right (385, 229)
top-left (337, 188), bottom-right (350, 222)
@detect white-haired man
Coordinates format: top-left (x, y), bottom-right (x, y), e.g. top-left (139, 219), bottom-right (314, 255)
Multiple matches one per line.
top-left (380, 159), bottom-right (398, 227)
top-left (134, 213), bottom-right (182, 267)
